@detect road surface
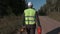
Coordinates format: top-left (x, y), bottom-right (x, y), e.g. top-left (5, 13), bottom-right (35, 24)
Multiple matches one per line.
top-left (16, 16), bottom-right (60, 34)
top-left (39, 16), bottom-right (60, 34)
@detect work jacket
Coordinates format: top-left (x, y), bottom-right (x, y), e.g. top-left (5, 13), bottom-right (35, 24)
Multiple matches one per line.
top-left (23, 8), bottom-right (41, 26)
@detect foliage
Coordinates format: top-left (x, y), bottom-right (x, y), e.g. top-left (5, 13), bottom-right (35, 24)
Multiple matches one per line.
top-left (38, 0), bottom-right (60, 21)
top-left (0, 0), bottom-right (26, 34)
top-left (38, 0), bottom-right (60, 16)
top-left (0, 0), bottom-right (26, 16)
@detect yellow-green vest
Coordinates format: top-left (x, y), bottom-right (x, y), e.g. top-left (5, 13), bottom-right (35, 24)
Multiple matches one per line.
top-left (24, 8), bottom-right (36, 25)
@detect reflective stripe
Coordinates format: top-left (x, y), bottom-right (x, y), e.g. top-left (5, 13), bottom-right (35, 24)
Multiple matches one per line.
top-left (29, 17), bottom-right (35, 20)
top-left (25, 16), bottom-right (35, 17)
top-left (25, 21), bottom-right (35, 25)
top-left (29, 21), bottom-right (35, 24)
top-left (25, 17), bottom-right (29, 20)
top-left (25, 21), bottom-right (28, 24)
top-left (25, 16), bottom-right (35, 20)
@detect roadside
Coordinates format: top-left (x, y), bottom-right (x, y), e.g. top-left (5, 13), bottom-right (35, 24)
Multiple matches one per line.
top-left (48, 12), bottom-right (60, 22)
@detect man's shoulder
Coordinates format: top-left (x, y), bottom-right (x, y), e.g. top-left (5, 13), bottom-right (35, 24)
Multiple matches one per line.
top-left (31, 8), bottom-right (36, 12)
top-left (24, 8), bottom-right (36, 12)
top-left (24, 8), bottom-right (31, 11)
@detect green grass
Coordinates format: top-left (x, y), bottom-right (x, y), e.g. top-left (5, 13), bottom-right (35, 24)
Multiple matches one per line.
top-left (0, 15), bottom-right (23, 34)
top-left (48, 12), bottom-right (60, 22)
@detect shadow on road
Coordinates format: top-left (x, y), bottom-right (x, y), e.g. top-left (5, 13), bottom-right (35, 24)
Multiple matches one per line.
top-left (46, 27), bottom-right (60, 34)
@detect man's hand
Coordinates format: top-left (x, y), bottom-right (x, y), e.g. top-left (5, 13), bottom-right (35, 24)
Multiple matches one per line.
top-left (20, 28), bottom-right (24, 32)
top-left (20, 26), bottom-right (26, 32)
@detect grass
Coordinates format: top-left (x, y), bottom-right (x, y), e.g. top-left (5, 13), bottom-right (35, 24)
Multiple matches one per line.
top-left (48, 12), bottom-right (60, 22)
top-left (0, 15), bottom-right (24, 34)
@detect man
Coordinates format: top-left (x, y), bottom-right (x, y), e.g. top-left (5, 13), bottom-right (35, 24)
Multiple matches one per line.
top-left (23, 2), bottom-right (41, 34)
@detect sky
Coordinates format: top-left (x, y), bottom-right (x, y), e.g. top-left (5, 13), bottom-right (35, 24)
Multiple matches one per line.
top-left (27, 0), bottom-right (46, 11)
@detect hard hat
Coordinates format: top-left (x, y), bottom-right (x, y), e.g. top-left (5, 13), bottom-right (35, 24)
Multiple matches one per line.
top-left (28, 2), bottom-right (33, 7)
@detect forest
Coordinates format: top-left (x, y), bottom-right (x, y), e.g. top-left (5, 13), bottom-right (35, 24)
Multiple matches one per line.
top-left (0, 0), bottom-right (26, 34)
top-left (38, 0), bottom-right (60, 21)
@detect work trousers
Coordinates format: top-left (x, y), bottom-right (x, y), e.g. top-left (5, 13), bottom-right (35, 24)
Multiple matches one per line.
top-left (26, 24), bottom-right (36, 34)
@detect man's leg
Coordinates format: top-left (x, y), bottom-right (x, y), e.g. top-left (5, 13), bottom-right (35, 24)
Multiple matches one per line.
top-left (30, 25), bottom-right (36, 34)
top-left (26, 25), bottom-right (36, 34)
top-left (30, 28), bottom-right (35, 34)
top-left (26, 28), bottom-right (30, 34)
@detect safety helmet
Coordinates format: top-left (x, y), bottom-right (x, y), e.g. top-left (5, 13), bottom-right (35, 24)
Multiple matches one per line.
top-left (28, 2), bottom-right (33, 8)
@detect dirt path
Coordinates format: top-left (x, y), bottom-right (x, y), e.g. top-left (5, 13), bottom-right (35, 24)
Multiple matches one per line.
top-left (39, 16), bottom-right (60, 34)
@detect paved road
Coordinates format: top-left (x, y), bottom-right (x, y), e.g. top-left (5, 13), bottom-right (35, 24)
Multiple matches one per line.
top-left (39, 16), bottom-right (60, 34)
top-left (16, 16), bottom-right (60, 34)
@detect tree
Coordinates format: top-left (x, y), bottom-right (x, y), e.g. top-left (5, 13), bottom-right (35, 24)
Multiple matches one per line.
top-left (0, 0), bottom-right (26, 17)
top-left (38, 0), bottom-right (60, 16)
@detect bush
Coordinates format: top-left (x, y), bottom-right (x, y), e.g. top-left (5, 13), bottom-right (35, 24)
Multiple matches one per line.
top-left (0, 0), bottom-right (26, 34)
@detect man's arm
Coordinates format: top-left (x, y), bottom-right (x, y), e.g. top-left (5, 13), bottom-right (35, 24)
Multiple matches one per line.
top-left (23, 13), bottom-right (25, 26)
top-left (35, 12), bottom-right (41, 26)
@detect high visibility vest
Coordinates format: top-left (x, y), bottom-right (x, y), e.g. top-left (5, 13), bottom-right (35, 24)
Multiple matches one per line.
top-left (24, 8), bottom-right (36, 25)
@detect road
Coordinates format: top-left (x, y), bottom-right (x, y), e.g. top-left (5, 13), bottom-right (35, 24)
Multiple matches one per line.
top-left (16, 16), bottom-right (60, 34)
top-left (39, 16), bottom-right (60, 34)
